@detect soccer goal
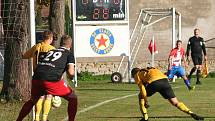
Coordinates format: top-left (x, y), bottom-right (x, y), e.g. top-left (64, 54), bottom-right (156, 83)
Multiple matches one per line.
top-left (123, 8), bottom-right (182, 82)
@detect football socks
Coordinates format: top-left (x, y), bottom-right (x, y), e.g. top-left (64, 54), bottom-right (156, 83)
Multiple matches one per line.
top-left (42, 98), bottom-right (52, 121)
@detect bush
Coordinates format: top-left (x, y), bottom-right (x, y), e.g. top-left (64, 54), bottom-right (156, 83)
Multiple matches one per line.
top-left (207, 71), bottom-right (215, 78)
top-left (77, 71), bottom-right (111, 81)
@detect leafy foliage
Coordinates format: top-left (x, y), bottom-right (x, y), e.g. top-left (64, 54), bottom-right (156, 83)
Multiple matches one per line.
top-left (36, 0), bottom-right (50, 6)
top-left (207, 71), bottom-right (215, 78)
top-left (77, 71), bottom-right (111, 81)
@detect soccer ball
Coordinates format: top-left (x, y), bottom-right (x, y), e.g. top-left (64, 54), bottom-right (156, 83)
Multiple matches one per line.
top-left (52, 96), bottom-right (62, 108)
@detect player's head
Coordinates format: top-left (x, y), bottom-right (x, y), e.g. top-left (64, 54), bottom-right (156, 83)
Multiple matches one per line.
top-left (176, 40), bottom-right (182, 49)
top-left (43, 30), bottom-right (53, 44)
top-left (60, 35), bottom-right (72, 49)
top-left (131, 68), bottom-right (140, 78)
top-left (194, 28), bottom-right (200, 37)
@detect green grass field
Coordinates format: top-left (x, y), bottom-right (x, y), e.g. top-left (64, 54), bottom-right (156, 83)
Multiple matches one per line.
top-left (0, 78), bottom-right (215, 121)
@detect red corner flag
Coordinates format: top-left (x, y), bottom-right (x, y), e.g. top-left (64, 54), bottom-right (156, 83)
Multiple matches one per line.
top-left (148, 39), bottom-right (158, 54)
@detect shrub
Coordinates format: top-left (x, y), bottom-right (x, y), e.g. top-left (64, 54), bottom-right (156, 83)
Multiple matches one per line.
top-left (77, 71), bottom-right (111, 81)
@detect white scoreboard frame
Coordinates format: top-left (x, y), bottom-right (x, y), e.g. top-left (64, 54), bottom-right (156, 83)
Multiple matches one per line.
top-left (72, 0), bottom-right (130, 86)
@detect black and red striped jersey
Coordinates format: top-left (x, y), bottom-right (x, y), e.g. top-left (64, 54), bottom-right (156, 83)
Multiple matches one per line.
top-left (33, 47), bottom-right (75, 82)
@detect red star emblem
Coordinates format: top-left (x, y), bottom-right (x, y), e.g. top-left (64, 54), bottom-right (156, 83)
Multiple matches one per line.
top-left (96, 35), bottom-right (108, 48)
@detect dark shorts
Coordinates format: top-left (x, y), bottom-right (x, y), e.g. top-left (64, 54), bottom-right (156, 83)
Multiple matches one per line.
top-left (31, 80), bottom-right (72, 97)
top-left (191, 55), bottom-right (203, 65)
top-left (146, 78), bottom-right (175, 99)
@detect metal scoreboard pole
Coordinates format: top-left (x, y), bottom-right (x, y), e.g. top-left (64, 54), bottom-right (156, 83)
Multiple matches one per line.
top-left (73, 0), bottom-right (130, 84)
top-left (30, 0), bottom-right (36, 120)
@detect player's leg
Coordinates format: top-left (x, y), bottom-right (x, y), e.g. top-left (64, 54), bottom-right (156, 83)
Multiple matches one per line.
top-left (35, 96), bottom-right (45, 121)
top-left (167, 67), bottom-right (175, 82)
top-left (188, 55), bottom-right (198, 79)
top-left (62, 91), bottom-right (77, 121)
top-left (195, 55), bottom-right (203, 84)
top-left (168, 97), bottom-right (204, 120)
top-left (44, 80), bottom-right (77, 121)
top-left (138, 93), bottom-right (148, 121)
top-left (42, 94), bottom-right (53, 121)
top-left (17, 80), bottom-right (43, 121)
top-left (16, 96), bottom-right (40, 121)
top-left (196, 65), bottom-right (202, 84)
top-left (178, 67), bottom-right (195, 90)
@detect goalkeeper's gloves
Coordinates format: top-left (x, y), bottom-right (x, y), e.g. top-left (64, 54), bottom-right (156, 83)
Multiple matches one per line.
top-left (190, 113), bottom-right (204, 120)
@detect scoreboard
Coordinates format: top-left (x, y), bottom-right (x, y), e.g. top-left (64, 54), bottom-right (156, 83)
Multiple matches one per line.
top-left (76, 0), bottom-right (126, 21)
top-left (73, 0), bottom-right (129, 57)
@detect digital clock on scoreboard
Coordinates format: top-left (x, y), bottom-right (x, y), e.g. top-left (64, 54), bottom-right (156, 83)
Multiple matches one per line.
top-left (76, 0), bottom-right (126, 21)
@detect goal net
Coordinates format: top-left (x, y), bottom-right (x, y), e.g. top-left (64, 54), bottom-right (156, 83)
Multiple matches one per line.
top-left (129, 8), bottom-right (181, 72)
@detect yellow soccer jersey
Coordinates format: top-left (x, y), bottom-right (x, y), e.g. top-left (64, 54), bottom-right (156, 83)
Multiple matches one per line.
top-left (135, 67), bottom-right (167, 85)
top-left (22, 42), bottom-right (55, 70)
top-left (134, 67), bottom-right (167, 100)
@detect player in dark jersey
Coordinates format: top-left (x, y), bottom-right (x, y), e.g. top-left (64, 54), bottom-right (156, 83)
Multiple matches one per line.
top-left (16, 35), bottom-right (77, 121)
top-left (186, 28), bottom-right (207, 84)
top-left (131, 67), bottom-right (204, 121)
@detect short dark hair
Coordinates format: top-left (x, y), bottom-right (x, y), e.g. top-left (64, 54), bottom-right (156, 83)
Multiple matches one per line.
top-left (43, 30), bottom-right (53, 40)
top-left (194, 28), bottom-right (200, 32)
top-left (176, 40), bottom-right (182, 44)
top-left (60, 35), bottom-right (72, 46)
top-left (131, 68), bottom-right (140, 78)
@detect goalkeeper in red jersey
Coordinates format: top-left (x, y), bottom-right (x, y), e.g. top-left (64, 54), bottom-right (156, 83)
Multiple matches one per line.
top-left (131, 67), bottom-right (204, 121)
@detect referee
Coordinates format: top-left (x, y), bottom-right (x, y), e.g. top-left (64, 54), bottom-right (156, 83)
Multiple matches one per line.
top-left (186, 28), bottom-right (207, 84)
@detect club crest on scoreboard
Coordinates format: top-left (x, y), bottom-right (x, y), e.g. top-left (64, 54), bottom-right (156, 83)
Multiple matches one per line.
top-left (90, 28), bottom-right (114, 55)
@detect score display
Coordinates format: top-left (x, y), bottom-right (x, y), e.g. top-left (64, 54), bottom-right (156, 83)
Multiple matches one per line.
top-left (76, 0), bottom-right (126, 21)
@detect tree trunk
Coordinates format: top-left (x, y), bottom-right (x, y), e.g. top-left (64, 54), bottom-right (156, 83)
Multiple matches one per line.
top-left (49, 0), bottom-right (65, 48)
top-left (0, 0), bottom-right (31, 102)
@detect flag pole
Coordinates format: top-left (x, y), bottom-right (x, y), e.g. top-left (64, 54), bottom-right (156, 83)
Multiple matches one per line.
top-left (152, 36), bottom-right (155, 67)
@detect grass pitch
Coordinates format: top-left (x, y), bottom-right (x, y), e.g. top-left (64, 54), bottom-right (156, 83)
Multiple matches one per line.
top-left (0, 78), bottom-right (215, 121)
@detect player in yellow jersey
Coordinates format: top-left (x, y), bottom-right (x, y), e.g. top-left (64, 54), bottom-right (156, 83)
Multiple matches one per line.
top-left (131, 67), bottom-right (204, 121)
top-left (22, 30), bottom-right (55, 121)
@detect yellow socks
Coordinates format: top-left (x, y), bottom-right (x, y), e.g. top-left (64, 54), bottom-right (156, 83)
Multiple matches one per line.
top-left (177, 102), bottom-right (193, 114)
top-left (35, 98), bottom-right (43, 121)
top-left (139, 99), bottom-right (148, 114)
top-left (42, 98), bottom-right (52, 121)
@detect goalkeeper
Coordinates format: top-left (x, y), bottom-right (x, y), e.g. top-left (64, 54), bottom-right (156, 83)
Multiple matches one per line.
top-left (131, 67), bottom-right (204, 121)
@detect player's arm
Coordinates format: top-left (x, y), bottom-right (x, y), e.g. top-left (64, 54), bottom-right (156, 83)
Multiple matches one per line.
top-left (67, 63), bottom-right (75, 80)
top-left (186, 39), bottom-right (191, 61)
top-left (134, 75), bottom-right (148, 103)
top-left (182, 51), bottom-right (188, 67)
top-left (168, 54), bottom-right (173, 70)
top-left (66, 53), bottom-right (75, 80)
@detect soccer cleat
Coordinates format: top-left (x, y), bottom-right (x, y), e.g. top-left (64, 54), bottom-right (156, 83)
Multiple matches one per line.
top-left (140, 113), bottom-right (148, 121)
top-left (188, 86), bottom-right (195, 91)
top-left (196, 81), bottom-right (202, 85)
top-left (190, 113), bottom-right (204, 120)
top-left (140, 118), bottom-right (148, 121)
